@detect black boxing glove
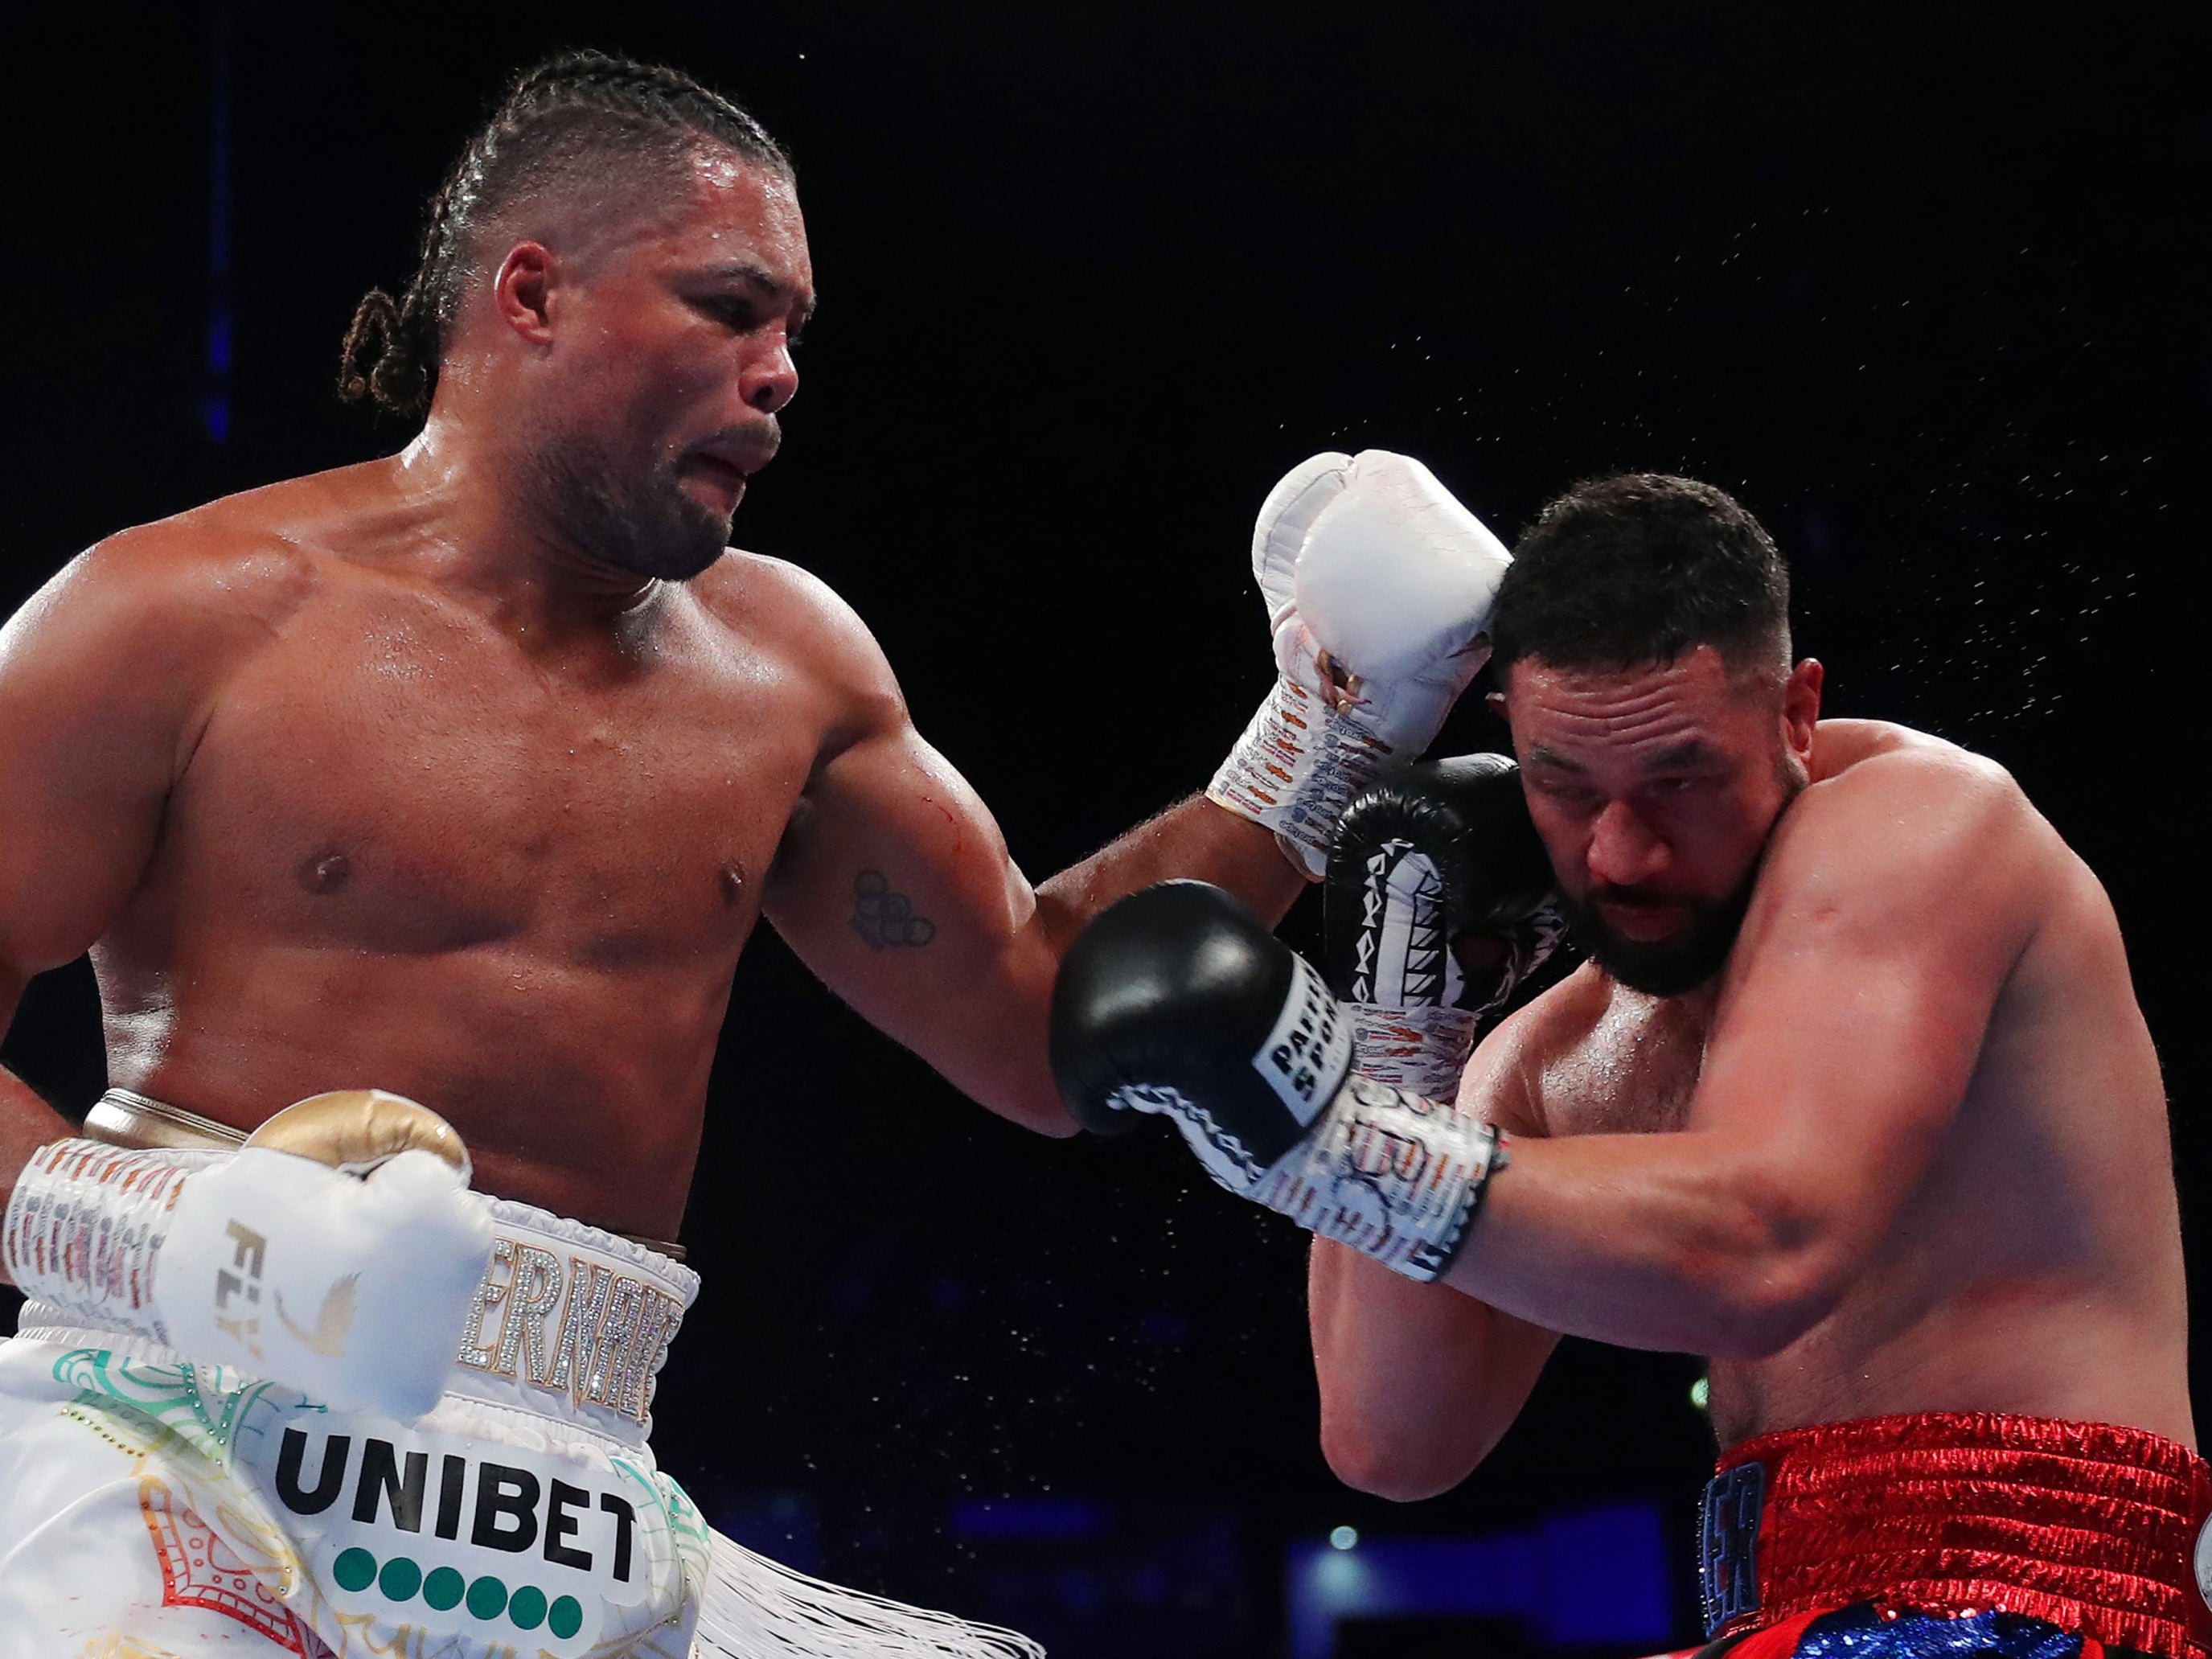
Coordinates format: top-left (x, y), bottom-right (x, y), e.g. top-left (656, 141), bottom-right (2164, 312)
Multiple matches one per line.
top-left (1051, 881), bottom-right (1508, 1280)
top-left (1325, 754), bottom-right (1566, 1101)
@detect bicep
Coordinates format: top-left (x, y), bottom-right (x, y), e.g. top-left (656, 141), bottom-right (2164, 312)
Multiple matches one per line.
top-left (0, 554), bottom-right (187, 975)
top-left (1692, 778), bottom-right (2031, 1257)
top-left (1308, 1003), bottom-right (1566, 1495)
top-left (761, 719), bottom-right (1065, 1124)
top-left (1311, 1239), bottom-right (1560, 1496)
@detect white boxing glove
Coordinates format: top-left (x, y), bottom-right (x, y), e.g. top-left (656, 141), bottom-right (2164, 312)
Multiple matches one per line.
top-left (1209, 450), bottom-right (1514, 877)
top-left (5, 1090), bottom-right (493, 1420)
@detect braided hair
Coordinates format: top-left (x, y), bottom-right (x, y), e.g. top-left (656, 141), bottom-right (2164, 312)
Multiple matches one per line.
top-left (338, 50), bottom-right (790, 422)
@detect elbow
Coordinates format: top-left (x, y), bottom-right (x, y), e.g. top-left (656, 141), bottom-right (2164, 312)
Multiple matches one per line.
top-left (1028, 1106), bottom-right (1083, 1140)
top-left (962, 1053), bottom-right (1085, 1137)
top-left (1676, 1173), bottom-right (1856, 1360)
top-left (988, 1082), bottom-right (1084, 1139)
top-left (1689, 1218), bottom-right (1852, 1361)
top-left (1319, 1414), bottom-right (1484, 1504)
top-left (1699, 1277), bottom-right (1836, 1361)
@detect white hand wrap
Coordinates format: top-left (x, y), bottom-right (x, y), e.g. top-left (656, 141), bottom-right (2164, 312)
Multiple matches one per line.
top-left (1127, 960), bottom-right (1504, 1283)
top-left (1209, 451), bottom-right (1513, 876)
top-left (1247, 1077), bottom-right (1508, 1282)
top-left (1348, 1004), bottom-right (1482, 1103)
top-left (5, 1093), bottom-right (494, 1420)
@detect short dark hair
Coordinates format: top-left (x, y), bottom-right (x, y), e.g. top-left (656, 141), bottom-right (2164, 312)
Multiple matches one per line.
top-left (1489, 474), bottom-right (1791, 681)
top-left (338, 50), bottom-right (791, 422)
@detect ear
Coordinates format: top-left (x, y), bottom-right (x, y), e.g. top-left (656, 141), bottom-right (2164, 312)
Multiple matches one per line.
top-left (1781, 657), bottom-right (1823, 762)
top-left (491, 242), bottom-right (559, 344)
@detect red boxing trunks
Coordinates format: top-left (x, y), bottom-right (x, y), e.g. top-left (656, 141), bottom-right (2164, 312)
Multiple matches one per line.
top-left (1692, 1413), bottom-right (2212, 1659)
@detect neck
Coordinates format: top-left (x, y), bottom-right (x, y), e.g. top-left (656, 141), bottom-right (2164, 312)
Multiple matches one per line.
top-left (384, 405), bottom-right (665, 635)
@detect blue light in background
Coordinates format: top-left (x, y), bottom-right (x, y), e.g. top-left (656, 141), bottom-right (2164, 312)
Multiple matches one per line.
top-left (950, 1497), bottom-right (1109, 1542)
top-left (201, 3), bottom-right (234, 446)
top-left (1286, 1500), bottom-right (1675, 1657)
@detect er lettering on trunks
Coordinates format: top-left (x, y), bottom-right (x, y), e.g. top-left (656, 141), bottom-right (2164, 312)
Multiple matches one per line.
top-left (453, 1235), bottom-right (685, 1426)
top-left (1700, 1460), bottom-right (1765, 1636)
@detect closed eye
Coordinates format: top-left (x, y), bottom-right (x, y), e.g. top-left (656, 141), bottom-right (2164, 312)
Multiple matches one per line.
top-left (704, 297), bottom-right (761, 331)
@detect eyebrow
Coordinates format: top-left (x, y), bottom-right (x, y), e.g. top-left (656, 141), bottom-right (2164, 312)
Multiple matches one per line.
top-left (693, 261), bottom-right (819, 332)
top-left (1523, 738), bottom-right (1721, 774)
top-left (1638, 738), bottom-right (1722, 772)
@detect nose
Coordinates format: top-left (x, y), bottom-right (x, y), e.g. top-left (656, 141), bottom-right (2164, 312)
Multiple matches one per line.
top-left (742, 335), bottom-right (798, 415)
top-left (1586, 800), bottom-right (1668, 889)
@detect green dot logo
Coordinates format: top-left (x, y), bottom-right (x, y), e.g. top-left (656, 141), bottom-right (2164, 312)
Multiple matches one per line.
top-left (508, 1583), bottom-right (548, 1630)
top-left (378, 1554), bottom-right (422, 1603)
top-left (548, 1595), bottom-right (585, 1640)
top-left (466, 1574), bottom-right (509, 1620)
top-left (332, 1549), bottom-right (376, 1594)
top-left (423, 1566), bottom-right (466, 1612)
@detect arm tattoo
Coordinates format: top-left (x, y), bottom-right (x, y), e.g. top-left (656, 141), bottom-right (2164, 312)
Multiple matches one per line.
top-left (851, 869), bottom-right (937, 951)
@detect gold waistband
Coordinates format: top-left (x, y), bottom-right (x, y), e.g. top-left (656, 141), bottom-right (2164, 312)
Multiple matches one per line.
top-left (84, 1088), bottom-right (686, 1262)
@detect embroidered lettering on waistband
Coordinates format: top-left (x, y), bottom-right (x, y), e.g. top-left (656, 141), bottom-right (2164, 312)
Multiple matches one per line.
top-left (1699, 1459), bottom-right (1763, 1636)
top-left (453, 1236), bottom-right (684, 1426)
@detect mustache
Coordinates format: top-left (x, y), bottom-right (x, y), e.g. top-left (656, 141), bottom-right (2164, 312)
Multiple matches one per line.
top-left (1586, 885), bottom-right (1680, 910)
top-left (687, 420), bottom-right (782, 472)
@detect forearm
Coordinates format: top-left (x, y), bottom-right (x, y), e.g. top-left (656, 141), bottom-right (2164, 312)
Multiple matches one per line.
top-left (1440, 1129), bottom-right (1836, 1357)
top-left (948, 801), bottom-right (1299, 1132)
top-left (0, 975), bottom-right (84, 1287)
top-left (1311, 1238), bottom-right (1541, 1499)
top-left (1036, 795), bottom-right (1307, 947)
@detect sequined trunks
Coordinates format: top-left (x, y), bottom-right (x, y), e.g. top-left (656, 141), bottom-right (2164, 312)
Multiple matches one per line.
top-left (1693, 1413), bottom-right (2212, 1659)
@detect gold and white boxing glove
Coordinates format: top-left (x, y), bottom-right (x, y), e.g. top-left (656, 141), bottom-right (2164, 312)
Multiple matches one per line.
top-left (1209, 451), bottom-right (1514, 877)
top-left (4, 1090), bottom-right (493, 1419)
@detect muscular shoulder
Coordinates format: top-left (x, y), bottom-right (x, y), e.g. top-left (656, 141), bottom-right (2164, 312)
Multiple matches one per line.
top-left (1786, 725), bottom-right (2034, 885)
top-left (1, 480), bottom-right (335, 721)
top-left (1750, 722), bottom-right (2057, 977)
top-left (687, 551), bottom-right (908, 741)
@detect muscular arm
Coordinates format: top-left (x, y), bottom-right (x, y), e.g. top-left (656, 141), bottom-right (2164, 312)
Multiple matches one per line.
top-left (758, 565), bottom-right (1304, 1134)
top-left (0, 534), bottom-right (242, 1267)
top-left (1308, 1012), bottom-right (1562, 1497)
top-left (1439, 746), bottom-right (2038, 1355)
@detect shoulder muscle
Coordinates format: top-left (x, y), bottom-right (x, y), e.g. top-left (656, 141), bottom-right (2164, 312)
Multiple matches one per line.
top-left (1733, 740), bottom-right (2047, 1016)
top-left (692, 551), bottom-right (906, 749)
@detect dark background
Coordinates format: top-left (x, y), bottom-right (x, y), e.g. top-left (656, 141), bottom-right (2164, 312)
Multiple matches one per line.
top-left (1, 2), bottom-right (2204, 1653)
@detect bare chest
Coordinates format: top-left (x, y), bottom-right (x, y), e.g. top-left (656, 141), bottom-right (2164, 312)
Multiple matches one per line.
top-left (1533, 988), bottom-right (1709, 1137)
top-left (147, 594), bottom-right (826, 963)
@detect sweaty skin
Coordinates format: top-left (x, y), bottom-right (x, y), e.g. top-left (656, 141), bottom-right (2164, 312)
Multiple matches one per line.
top-left (0, 146), bottom-right (1301, 1249)
top-left (1309, 658), bottom-right (2188, 1500)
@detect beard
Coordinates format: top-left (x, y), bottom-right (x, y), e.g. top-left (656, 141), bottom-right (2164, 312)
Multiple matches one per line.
top-left (1558, 866), bottom-right (1760, 997)
top-left (1558, 750), bottom-right (1810, 999)
top-left (527, 427), bottom-right (735, 582)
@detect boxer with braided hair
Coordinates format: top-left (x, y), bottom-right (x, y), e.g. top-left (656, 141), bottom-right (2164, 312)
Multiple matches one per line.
top-left (0, 44), bottom-right (1518, 1658)
top-left (339, 50), bottom-right (791, 421)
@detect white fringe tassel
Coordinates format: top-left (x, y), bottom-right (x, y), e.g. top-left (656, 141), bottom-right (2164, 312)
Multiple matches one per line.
top-left (694, 1528), bottom-right (1045, 1658)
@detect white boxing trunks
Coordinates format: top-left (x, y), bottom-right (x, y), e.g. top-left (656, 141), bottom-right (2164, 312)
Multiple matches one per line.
top-left (0, 1097), bottom-right (1041, 1659)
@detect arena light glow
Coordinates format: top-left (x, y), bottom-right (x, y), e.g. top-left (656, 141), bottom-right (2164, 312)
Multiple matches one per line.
top-left (1329, 1526), bottom-right (1359, 1551)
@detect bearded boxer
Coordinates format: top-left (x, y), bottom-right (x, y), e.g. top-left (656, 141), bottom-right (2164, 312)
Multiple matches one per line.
top-left (0, 50), bottom-right (1516, 1659)
top-left (1053, 474), bottom-right (2202, 1657)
